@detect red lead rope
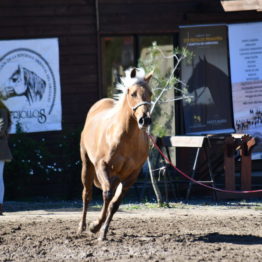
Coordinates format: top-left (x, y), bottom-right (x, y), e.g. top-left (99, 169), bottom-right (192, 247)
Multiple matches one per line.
top-left (148, 134), bottom-right (262, 194)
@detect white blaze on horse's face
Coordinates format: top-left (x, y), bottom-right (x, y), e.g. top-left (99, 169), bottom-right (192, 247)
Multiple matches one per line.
top-left (128, 80), bottom-right (152, 130)
top-left (0, 66), bottom-right (26, 100)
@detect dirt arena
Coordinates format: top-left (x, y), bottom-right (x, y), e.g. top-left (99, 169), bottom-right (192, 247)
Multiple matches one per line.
top-left (0, 201), bottom-right (261, 262)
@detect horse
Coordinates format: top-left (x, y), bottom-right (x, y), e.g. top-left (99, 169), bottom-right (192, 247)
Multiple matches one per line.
top-left (184, 56), bottom-right (233, 132)
top-left (0, 65), bottom-right (46, 104)
top-left (186, 56), bottom-right (232, 120)
top-left (78, 67), bottom-right (153, 241)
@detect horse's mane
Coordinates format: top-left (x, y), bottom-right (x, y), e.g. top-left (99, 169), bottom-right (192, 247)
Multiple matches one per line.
top-left (113, 68), bottom-right (146, 101)
top-left (23, 67), bottom-right (46, 101)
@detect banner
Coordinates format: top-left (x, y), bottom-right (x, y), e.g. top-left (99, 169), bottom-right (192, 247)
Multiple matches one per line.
top-left (180, 25), bottom-right (234, 135)
top-left (228, 22), bottom-right (262, 159)
top-left (0, 38), bottom-right (62, 133)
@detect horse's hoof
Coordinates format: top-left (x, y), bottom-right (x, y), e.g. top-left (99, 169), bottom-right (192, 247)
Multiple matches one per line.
top-left (77, 227), bottom-right (84, 235)
top-left (77, 224), bottom-right (86, 234)
top-left (98, 236), bottom-right (107, 241)
top-left (77, 228), bottom-right (83, 235)
top-left (89, 222), bottom-right (100, 233)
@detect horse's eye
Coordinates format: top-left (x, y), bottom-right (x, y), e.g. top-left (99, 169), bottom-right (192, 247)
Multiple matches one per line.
top-left (11, 77), bottom-right (18, 83)
top-left (131, 92), bottom-right (137, 97)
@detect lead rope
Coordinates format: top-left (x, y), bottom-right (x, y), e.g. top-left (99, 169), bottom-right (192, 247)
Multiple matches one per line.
top-left (147, 134), bottom-right (262, 194)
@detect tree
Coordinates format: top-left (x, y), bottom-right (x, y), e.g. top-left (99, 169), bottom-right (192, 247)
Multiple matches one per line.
top-left (139, 42), bottom-right (193, 206)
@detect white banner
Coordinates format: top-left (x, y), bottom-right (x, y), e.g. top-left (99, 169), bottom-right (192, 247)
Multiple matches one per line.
top-left (0, 38), bottom-right (62, 133)
top-left (228, 22), bottom-right (262, 158)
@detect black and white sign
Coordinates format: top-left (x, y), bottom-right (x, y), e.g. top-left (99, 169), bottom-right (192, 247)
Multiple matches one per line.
top-left (0, 38), bottom-right (62, 133)
top-left (228, 22), bottom-right (262, 159)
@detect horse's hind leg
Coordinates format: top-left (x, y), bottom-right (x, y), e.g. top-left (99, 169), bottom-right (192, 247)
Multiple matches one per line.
top-left (77, 147), bottom-right (94, 234)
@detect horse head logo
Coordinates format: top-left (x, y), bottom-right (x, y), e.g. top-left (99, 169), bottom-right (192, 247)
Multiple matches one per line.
top-left (0, 65), bottom-right (46, 105)
top-left (187, 56), bottom-right (230, 106)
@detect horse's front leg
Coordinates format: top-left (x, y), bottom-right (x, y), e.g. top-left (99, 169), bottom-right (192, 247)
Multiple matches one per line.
top-left (98, 173), bottom-right (138, 241)
top-left (89, 189), bottom-right (114, 234)
top-left (98, 182), bottom-right (124, 241)
top-left (89, 161), bottom-right (119, 234)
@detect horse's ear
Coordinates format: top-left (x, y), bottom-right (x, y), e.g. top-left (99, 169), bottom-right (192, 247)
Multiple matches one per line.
top-left (144, 71), bottom-right (153, 82)
top-left (130, 68), bottom-right (136, 78)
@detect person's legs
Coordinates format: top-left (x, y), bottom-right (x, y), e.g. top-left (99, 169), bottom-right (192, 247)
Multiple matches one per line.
top-left (0, 161), bottom-right (5, 215)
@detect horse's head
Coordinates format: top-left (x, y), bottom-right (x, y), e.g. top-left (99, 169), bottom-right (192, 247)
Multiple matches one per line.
top-left (187, 56), bottom-right (208, 93)
top-left (125, 68), bottom-right (153, 130)
top-left (0, 65), bottom-right (46, 104)
top-left (0, 65), bottom-right (27, 100)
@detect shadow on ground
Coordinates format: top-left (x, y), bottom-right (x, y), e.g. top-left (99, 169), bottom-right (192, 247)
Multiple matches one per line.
top-left (196, 232), bottom-right (262, 245)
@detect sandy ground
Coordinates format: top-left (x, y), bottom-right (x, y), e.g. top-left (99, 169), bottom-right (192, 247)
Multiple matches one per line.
top-left (0, 200), bottom-right (261, 262)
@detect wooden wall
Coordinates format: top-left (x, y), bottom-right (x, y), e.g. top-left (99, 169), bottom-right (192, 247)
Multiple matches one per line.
top-left (0, 0), bottom-right (99, 130)
top-left (1, 0), bottom-right (262, 129)
top-left (2, 0), bottom-right (262, 199)
top-left (98, 0), bottom-right (262, 34)
top-left (0, 0), bottom-right (99, 200)
top-left (98, 0), bottom-right (262, 194)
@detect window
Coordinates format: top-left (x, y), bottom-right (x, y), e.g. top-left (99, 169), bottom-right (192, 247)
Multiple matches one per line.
top-left (101, 36), bottom-right (134, 98)
top-left (101, 34), bottom-right (176, 136)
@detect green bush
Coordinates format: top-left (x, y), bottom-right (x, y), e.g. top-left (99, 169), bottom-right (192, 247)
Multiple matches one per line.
top-left (5, 126), bottom-right (82, 200)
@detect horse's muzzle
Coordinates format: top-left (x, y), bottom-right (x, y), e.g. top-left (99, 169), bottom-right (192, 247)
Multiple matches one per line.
top-left (0, 86), bottom-right (14, 100)
top-left (138, 115), bottom-right (152, 129)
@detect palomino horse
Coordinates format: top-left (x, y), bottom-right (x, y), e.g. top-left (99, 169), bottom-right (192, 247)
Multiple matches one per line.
top-left (78, 68), bottom-right (153, 240)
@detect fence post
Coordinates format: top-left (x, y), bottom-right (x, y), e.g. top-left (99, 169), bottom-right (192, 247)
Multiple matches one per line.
top-left (224, 136), bottom-right (236, 190)
top-left (240, 135), bottom-right (255, 191)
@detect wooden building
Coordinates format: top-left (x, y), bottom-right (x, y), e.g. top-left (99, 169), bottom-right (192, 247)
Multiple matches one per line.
top-left (1, 0), bottom-right (262, 200)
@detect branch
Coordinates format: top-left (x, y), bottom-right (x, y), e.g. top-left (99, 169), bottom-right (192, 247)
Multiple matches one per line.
top-left (158, 95), bottom-right (193, 103)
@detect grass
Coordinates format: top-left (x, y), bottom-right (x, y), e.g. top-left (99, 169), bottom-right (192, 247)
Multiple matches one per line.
top-left (120, 199), bottom-right (262, 211)
top-left (5, 198), bottom-right (262, 212)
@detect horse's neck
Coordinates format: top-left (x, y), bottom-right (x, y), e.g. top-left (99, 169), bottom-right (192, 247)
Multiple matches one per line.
top-left (107, 96), bottom-right (148, 150)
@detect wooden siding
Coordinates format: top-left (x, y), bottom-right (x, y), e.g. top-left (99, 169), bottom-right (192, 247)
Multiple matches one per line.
top-left (98, 0), bottom-right (262, 195)
top-left (1, 0), bottom-right (262, 129)
top-left (2, 0), bottom-right (262, 200)
top-left (0, 0), bottom-right (99, 129)
top-left (98, 0), bottom-right (262, 34)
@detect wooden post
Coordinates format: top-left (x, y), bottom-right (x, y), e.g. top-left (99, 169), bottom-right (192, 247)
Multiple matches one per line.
top-left (240, 135), bottom-right (255, 191)
top-left (224, 136), bottom-right (236, 190)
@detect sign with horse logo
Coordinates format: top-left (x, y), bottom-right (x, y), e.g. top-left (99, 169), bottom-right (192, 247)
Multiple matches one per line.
top-left (0, 38), bottom-right (62, 133)
top-left (179, 25), bottom-right (234, 135)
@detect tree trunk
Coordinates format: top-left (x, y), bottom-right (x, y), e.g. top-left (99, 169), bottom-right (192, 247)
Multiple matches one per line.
top-left (147, 157), bottom-right (163, 206)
